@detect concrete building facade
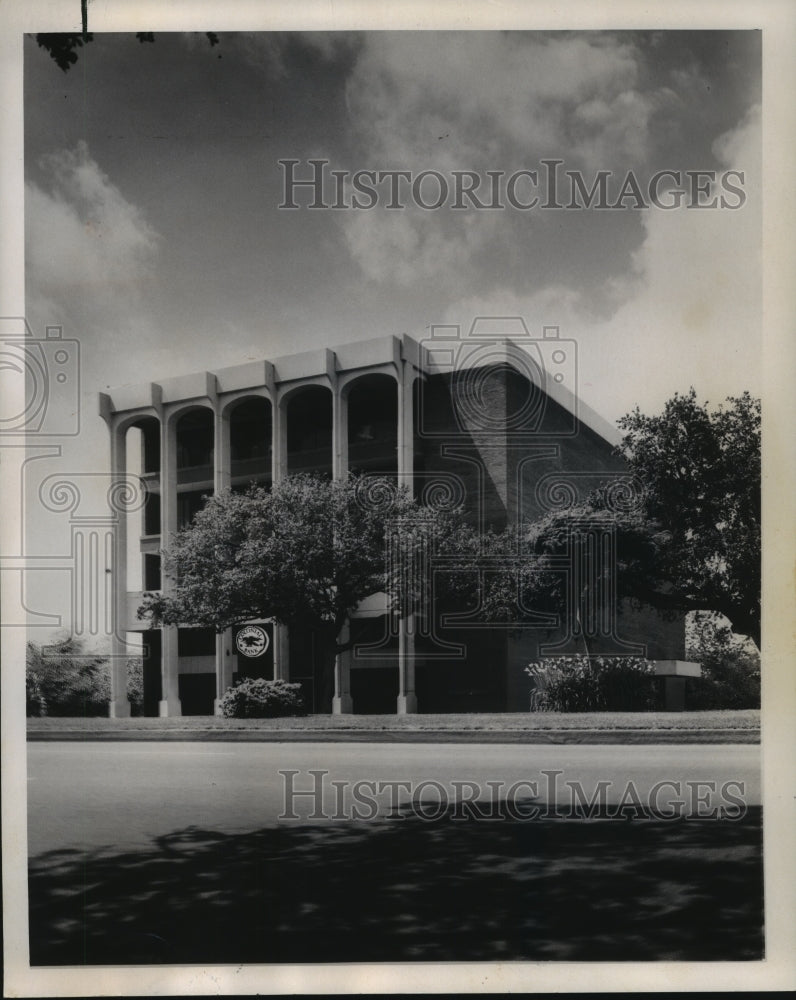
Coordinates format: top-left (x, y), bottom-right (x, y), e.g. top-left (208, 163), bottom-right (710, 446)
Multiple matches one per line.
top-left (100, 323), bottom-right (685, 717)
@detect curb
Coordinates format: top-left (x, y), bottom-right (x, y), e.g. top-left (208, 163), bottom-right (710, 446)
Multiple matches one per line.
top-left (27, 728), bottom-right (760, 745)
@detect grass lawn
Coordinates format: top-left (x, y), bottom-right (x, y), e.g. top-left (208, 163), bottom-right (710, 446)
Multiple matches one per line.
top-left (27, 708), bottom-right (760, 732)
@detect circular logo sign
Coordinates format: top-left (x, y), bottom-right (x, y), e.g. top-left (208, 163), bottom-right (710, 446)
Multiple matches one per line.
top-left (236, 625), bottom-right (269, 658)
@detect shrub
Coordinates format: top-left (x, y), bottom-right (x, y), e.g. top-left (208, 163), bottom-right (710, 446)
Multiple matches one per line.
top-left (525, 655), bottom-right (661, 712)
top-left (685, 612), bottom-right (760, 710)
top-left (26, 637), bottom-right (111, 717)
top-left (26, 638), bottom-right (144, 717)
top-left (126, 657), bottom-right (145, 716)
top-left (26, 673), bottom-right (46, 717)
top-left (220, 677), bottom-right (305, 719)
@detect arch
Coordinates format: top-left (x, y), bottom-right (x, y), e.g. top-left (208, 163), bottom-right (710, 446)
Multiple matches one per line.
top-left (228, 395), bottom-right (272, 489)
top-left (127, 415), bottom-right (161, 475)
top-left (345, 372), bottom-right (398, 477)
top-left (285, 383), bottom-right (333, 476)
top-left (115, 408), bottom-right (159, 439)
top-left (219, 387), bottom-right (272, 420)
top-left (174, 406), bottom-right (214, 485)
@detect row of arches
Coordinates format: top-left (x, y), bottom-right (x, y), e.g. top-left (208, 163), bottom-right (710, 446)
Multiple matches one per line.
top-left (121, 375), bottom-right (402, 574)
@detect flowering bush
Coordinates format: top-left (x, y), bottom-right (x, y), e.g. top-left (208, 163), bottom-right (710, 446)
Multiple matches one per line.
top-left (220, 677), bottom-right (305, 719)
top-left (525, 655), bottom-right (661, 712)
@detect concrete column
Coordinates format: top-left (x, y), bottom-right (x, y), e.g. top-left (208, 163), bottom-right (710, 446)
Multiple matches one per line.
top-left (158, 414), bottom-right (181, 716)
top-left (272, 622), bottom-right (290, 681)
top-left (664, 676), bottom-right (687, 712)
top-left (397, 365), bottom-right (418, 714)
top-left (332, 621), bottom-right (353, 714)
top-left (109, 422), bottom-right (131, 718)
top-left (214, 404), bottom-right (231, 492)
top-left (397, 612), bottom-right (417, 714)
top-left (272, 396), bottom-right (287, 483)
top-left (271, 396), bottom-right (289, 681)
top-left (332, 384), bottom-right (348, 481)
top-left (212, 404), bottom-right (232, 712)
top-left (397, 366), bottom-right (415, 492)
top-left (213, 628), bottom-right (235, 715)
top-left (159, 626), bottom-right (180, 716)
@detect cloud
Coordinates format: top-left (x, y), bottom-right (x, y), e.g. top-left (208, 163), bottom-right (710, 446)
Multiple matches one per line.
top-left (434, 104), bottom-right (762, 422)
top-left (337, 32), bottom-right (667, 289)
top-left (597, 103), bottom-right (761, 411)
top-left (345, 33), bottom-right (647, 167)
top-left (26, 141), bottom-right (160, 323)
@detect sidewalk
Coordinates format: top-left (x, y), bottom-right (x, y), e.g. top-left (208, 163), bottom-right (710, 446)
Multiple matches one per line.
top-left (27, 709), bottom-right (761, 744)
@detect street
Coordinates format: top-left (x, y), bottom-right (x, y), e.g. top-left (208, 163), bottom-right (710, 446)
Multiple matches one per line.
top-left (27, 740), bottom-right (761, 852)
top-left (27, 740), bottom-right (763, 965)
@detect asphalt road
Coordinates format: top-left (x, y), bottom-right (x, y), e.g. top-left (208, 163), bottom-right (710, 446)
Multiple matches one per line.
top-left (26, 740), bottom-right (764, 964)
top-left (27, 740), bottom-right (761, 856)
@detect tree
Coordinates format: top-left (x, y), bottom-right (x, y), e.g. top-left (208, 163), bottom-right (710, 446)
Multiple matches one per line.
top-left (684, 611), bottom-right (760, 709)
top-left (26, 636), bottom-right (145, 716)
top-left (516, 390), bottom-right (761, 648)
top-left (616, 389), bottom-right (760, 647)
top-left (34, 31), bottom-right (220, 72)
top-left (26, 635), bottom-right (110, 716)
top-left (139, 473), bottom-right (471, 711)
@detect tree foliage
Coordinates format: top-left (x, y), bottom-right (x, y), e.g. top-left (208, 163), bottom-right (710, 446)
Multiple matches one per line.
top-left (139, 474), bottom-right (475, 710)
top-left (34, 32), bottom-right (220, 72)
top-left (142, 474), bottom-right (466, 638)
top-left (26, 636), bottom-right (143, 717)
top-left (483, 390), bottom-right (761, 650)
top-left (685, 612), bottom-right (760, 709)
top-left (616, 389), bottom-right (760, 646)
top-left (26, 635), bottom-right (110, 716)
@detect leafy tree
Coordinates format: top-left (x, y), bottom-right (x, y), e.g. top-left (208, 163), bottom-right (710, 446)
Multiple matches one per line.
top-left (26, 635), bottom-right (110, 716)
top-left (512, 390), bottom-right (761, 648)
top-left (34, 31), bottom-right (220, 72)
top-left (139, 473), bottom-right (472, 711)
top-left (26, 636), bottom-right (144, 716)
top-left (615, 390), bottom-right (760, 647)
top-left (684, 612), bottom-right (760, 709)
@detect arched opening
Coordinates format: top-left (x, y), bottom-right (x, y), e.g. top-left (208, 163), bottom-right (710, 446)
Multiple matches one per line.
top-left (125, 416), bottom-right (161, 541)
top-left (347, 373), bottom-right (398, 477)
top-left (287, 385), bottom-right (332, 476)
top-left (229, 397), bottom-right (272, 492)
top-left (119, 416), bottom-right (163, 718)
top-left (176, 407), bottom-right (214, 529)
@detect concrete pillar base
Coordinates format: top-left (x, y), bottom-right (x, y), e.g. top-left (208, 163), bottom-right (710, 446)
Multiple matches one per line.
top-left (663, 676), bottom-right (687, 712)
top-left (109, 699), bottom-right (131, 719)
top-left (397, 693), bottom-right (417, 715)
top-left (213, 697), bottom-right (226, 717)
top-left (332, 694), bottom-right (353, 715)
top-left (158, 698), bottom-right (182, 718)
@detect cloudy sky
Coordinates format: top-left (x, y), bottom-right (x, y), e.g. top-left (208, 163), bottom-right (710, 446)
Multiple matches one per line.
top-left (22, 29), bottom-right (761, 637)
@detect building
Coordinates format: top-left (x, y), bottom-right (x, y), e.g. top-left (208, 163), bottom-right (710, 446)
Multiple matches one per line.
top-left (99, 320), bottom-right (686, 717)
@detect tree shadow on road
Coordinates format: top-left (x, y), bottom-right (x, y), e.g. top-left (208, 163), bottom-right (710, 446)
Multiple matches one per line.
top-left (29, 806), bottom-right (763, 965)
